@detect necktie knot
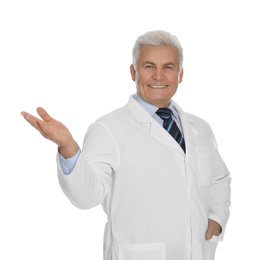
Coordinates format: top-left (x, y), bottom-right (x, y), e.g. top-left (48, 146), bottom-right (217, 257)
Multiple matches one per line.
top-left (156, 108), bottom-right (173, 121)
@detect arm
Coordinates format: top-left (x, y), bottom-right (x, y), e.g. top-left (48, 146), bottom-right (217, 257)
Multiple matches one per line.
top-left (207, 140), bottom-right (231, 240)
top-left (21, 108), bottom-right (119, 209)
top-left (57, 123), bottom-right (119, 209)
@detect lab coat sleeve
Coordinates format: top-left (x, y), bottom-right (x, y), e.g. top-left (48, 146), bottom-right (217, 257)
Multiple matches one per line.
top-left (57, 122), bottom-right (120, 209)
top-left (209, 132), bottom-right (231, 241)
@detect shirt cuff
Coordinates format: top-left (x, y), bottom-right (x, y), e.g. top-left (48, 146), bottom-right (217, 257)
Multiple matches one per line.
top-left (58, 147), bottom-right (81, 175)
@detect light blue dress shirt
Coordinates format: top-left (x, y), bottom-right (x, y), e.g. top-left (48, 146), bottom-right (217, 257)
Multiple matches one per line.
top-left (58, 147), bottom-right (81, 175)
top-left (133, 92), bottom-right (183, 131)
top-left (58, 93), bottom-right (183, 175)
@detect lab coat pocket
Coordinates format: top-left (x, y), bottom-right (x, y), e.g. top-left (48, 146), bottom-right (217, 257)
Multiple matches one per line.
top-left (195, 147), bottom-right (213, 185)
top-left (118, 242), bottom-right (166, 260)
top-left (209, 235), bottom-right (219, 259)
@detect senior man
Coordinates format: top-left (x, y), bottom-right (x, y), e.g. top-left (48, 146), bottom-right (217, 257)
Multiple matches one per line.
top-left (21, 30), bottom-right (231, 260)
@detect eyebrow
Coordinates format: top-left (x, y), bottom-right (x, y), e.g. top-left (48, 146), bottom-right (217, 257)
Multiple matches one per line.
top-left (164, 62), bottom-right (176, 67)
top-left (142, 61), bottom-right (176, 67)
top-left (142, 61), bottom-right (155, 66)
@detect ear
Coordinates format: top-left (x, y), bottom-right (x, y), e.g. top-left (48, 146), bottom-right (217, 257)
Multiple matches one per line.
top-left (130, 64), bottom-right (136, 82)
top-left (178, 68), bottom-right (184, 83)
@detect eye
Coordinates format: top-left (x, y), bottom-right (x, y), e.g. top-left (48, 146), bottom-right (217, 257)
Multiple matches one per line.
top-left (145, 65), bottom-right (153, 69)
top-left (165, 65), bottom-right (174, 69)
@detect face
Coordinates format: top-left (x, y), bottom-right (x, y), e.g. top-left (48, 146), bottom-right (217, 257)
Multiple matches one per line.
top-left (130, 45), bottom-right (183, 108)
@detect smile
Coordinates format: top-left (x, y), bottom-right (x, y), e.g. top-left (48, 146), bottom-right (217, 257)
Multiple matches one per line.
top-left (148, 85), bottom-right (168, 89)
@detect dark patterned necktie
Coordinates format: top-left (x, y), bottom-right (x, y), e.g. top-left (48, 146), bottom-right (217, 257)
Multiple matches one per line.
top-left (156, 108), bottom-right (186, 153)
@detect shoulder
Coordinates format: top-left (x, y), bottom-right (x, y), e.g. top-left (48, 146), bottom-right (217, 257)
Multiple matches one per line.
top-left (172, 100), bottom-right (211, 130)
top-left (184, 111), bottom-right (211, 128)
top-left (96, 105), bottom-right (132, 125)
top-left (86, 105), bottom-right (133, 138)
top-left (183, 111), bottom-right (218, 148)
top-left (185, 111), bottom-right (213, 132)
top-left (172, 100), bottom-right (214, 136)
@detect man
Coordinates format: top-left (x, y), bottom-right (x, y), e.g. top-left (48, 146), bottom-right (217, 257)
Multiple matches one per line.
top-left (21, 30), bottom-right (231, 260)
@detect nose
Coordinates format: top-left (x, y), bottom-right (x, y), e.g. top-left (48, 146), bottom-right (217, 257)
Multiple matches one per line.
top-left (152, 69), bottom-right (164, 81)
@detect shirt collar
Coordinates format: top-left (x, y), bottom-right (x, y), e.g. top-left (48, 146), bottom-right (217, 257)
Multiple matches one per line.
top-left (134, 92), bottom-right (179, 119)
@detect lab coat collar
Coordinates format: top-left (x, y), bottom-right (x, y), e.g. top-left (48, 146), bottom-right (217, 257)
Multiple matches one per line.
top-left (134, 92), bottom-right (180, 120)
top-left (126, 95), bottom-right (199, 156)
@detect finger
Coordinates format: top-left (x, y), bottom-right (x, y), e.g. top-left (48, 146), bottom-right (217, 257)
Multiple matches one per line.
top-left (36, 107), bottom-right (52, 122)
top-left (205, 230), bottom-right (213, 240)
top-left (21, 111), bottom-right (47, 134)
top-left (37, 119), bottom-right (51, 135)
top-left (205, 233), bottom-right (213, 240)
top-left (21, 111), bottom-right (27, 117)
top-left (205, 222), bottom-right (214, 240)
top-left (21, 111), bottom-right (41, 127)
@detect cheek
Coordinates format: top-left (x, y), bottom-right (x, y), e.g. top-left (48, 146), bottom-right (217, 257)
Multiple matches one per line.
top-left (136, 71), bottom-right (152, 84)
top-left (137, 76), bottom-right (149, 87)
top-left (172, 75), bottom-right (181, 86)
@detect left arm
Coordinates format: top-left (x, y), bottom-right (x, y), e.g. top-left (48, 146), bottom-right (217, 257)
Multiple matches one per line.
top-left (207, 145), bottom-right (231, 240)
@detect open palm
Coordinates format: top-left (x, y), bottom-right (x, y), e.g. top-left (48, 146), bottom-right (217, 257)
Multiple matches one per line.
top-left (21, 107), bottom-right (78, 158)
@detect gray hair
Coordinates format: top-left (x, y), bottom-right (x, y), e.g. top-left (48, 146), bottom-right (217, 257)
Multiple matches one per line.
top-left (132, 30), bottom-right (183, 71)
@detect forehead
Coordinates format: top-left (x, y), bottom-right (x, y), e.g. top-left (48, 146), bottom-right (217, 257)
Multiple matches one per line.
top-left (138, 45), bottom-right (179, 64)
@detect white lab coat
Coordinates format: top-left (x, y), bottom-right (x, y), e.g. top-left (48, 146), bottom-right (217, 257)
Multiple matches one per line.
top-left (57, 95), bottom-right (231, 260)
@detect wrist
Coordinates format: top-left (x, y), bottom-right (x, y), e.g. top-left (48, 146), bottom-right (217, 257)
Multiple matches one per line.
top-left (58, 140), bottom-right (78, 158)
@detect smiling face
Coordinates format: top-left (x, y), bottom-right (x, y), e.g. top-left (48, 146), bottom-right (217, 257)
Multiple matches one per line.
top-left (130, 45), bottom-right (183, 108)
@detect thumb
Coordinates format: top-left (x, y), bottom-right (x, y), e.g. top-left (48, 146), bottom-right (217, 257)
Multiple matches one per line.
top-left (37, 107), bottom-right (52, 122)
top-left (205, 226), bottom-right (214, 240)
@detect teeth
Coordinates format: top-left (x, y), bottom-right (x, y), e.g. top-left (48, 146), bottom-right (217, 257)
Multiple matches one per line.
top-left (148, 85), bottom-right (168, 89)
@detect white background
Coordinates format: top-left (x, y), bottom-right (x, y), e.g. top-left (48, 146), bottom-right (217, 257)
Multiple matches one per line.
top-left (1, 0), bottom-right (272, 259)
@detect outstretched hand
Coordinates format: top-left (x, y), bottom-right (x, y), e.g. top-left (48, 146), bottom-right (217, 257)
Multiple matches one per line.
top-left (21, 107), bottom-right (78, 158)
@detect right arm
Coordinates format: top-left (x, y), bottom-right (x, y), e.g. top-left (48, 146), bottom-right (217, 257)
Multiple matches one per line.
top-left (57, 123), bottom-right (119, 209)
top-left (21, 108), bottom-right (118, 209)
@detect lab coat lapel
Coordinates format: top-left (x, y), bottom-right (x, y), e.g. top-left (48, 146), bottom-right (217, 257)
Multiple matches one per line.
top-left (127, 95), bottom-right (185, 154)
top-left (149, 119), bottom-right (184, 153)
top-left (172, 100), bottom-right (199, 159)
